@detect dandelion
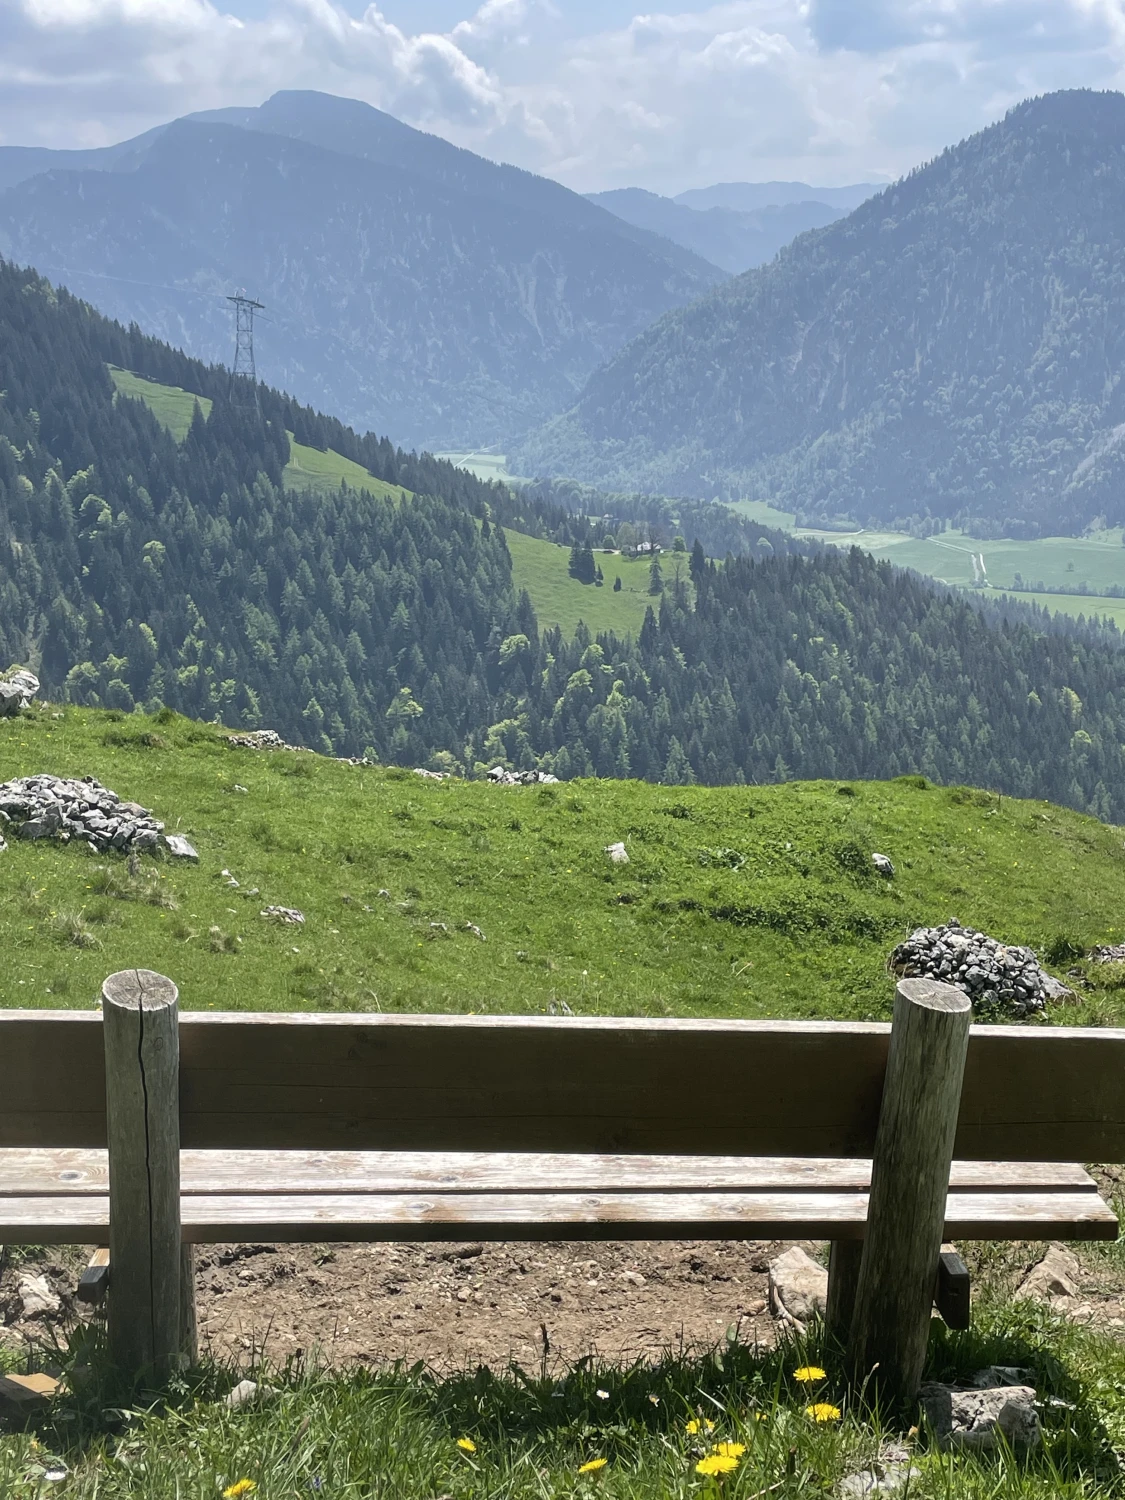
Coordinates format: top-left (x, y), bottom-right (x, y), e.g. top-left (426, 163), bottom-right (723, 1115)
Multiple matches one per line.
top-left (456, 1437), bottom-right (477, 1453)
top-left (793, 1365), bottom-right (826, 1383)
top-left (578, 1458), bottom-right (608, 1473)
top-left (695, 1454), bottom-right (739, 1476)
top-left (223, 1483), bottom-right (257, 1499)
top-left (712, 1443), bottom-right (746, 1458)
top-left (685, 1418), bottom-right (715, 1435)
top-left (806, 1403), bottom-right (841, 1423)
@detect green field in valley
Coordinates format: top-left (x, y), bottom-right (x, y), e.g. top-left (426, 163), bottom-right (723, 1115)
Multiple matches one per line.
top-left (436, 450), bottom-right (525, 482)
top-left (505, 529), bottom-right (670, 636)
top-left (109, 366), bottom-right (409, 502)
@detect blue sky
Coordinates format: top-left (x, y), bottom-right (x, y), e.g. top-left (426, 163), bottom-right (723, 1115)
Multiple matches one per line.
top-left (2, 1), bottom-right (1124, 194)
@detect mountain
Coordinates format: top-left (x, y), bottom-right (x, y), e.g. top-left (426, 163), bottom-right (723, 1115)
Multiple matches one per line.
top-left (516, 91), bottom-right (1125, 536)
top-left (585, 188), bottom-right (841, 274)
top-left (6, 256), bottom-right (1125, 817)
top-left (675, 181), bottom-right (877, 213)
top-left (0, 92), bottom-right (724, 450)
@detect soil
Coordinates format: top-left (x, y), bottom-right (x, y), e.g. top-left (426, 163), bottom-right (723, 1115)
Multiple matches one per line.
top-left (1, 1238), bottom-right (786, 1374)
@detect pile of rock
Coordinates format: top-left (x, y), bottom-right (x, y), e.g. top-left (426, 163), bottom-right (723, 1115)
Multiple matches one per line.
top-left (1092, 942), bottom-right (1125, 963)
top-left (0, 667), bottom-right (39, 717)
top-left (0, 774), bottom-right (165, 854)
top-left (888, 919), bottom-right (1069, 1016)
top-left (487, 765), bottom-right (559, 786)
top-left (227, 729), bottom-right (305, 752)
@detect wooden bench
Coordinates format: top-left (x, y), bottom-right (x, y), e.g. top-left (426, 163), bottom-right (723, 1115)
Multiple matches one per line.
top-left (1, 971), bottom-right (1121, 1403)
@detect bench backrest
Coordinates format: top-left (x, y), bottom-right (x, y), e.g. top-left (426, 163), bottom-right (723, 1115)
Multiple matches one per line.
top-left (2, 1010), bottom-right (1123, 1161)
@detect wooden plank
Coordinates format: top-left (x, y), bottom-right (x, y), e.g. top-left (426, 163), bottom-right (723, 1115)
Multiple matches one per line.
top-left (1, 1188), bottom-right (1116, 1245)
top-left (935, 1247), bottom-right (971, 1331)
top-left (76, 1247), bottom-right (110, 1306)
top-left (3, 1010), bottom-right (1125, 1163)
top-left (0, 1149), bottom-right (1101, 1197)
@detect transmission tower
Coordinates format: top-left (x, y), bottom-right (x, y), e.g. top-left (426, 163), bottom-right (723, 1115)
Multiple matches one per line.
top-left (227, 293), bottom-right (265, 407)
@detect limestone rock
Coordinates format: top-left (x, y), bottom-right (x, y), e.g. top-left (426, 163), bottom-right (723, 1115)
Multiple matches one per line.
top-left (261, 905), bottom-right (305, 925)
top-left (889, 917), bottom-right (1069, 1017)
top-left (838, 1463), bottom-right (921, 1497)
top-left (1016, 1244), bottom-right (1080, 1302)
top-left (164, 833), bottom-right (199, 860)
top-left (920, 1382), bottom-right (1041, 1451)
top-left (0, 774), bottom-right (164, 854)
top-left (223, 1378), bottom-right (277, 1409)
top-left (605, 841), bottom-right (629, 864)
top-left (18, 1273), bottom-right (60, 1319)
top-left (0, 668), bottom-right (39, 717)
top-left (768, 1246), bottom-right (827, 1330)
top-left (871, 853), bottom-right (895, 878)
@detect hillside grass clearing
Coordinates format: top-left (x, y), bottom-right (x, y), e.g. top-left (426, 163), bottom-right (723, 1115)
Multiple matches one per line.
top-left (505, 529), bottom-right (667, 637)
top-left (3, 705), bottom-right (1125, 1023)
top-left (109, 366), bottom-right (408, 501)
top-left (436, 450), bottom-right (526, 482)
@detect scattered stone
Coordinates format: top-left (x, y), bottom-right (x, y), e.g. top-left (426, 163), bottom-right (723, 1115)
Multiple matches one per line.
top-left (1016, 1244), bottom-right (1080, 1302)
top-left (0, 1372), bottom-right (59, 1405)
top-left (1092, 943), bottom-right (1125, 963)
top-left (260, 905), bottom-right (305, 925)
top-left (223, 1378), bottom-right (278, 1409)
top-left (968, 1366), bottom-right (1034, 1388)
top-left (165, 834), bottom-right (199, 861)
top-left (0, 774), bottom-right (164, 855)
top-left (232, 784), bottom-right (249, 794)
top-left (486, 766), bottom-right (560, 786)
top-left (605, 841), bottom-right (629, 864)
top-left (464, 922), bottom-right (486, 941)
top-left (413, 767), bottom-right (449, 781)
top-left (227, 729), bottom-right (298, 751)
top-left (767, 1246), bottom-right (827, 1331)
top-left (0, 667), bottom-right (39, 717)
top-left (548, 998), bottom-right (574, 1015)
top-left (838, 1463), bottom-right (921, 1497)
top-left (888, 918), bottom-right (1069, 1017)
top-left (871, 852), bottom-right (895, 878)
top-left (18, 1273), bottom-right (61, 1319)
top-left (920, 1382), bottom-right (1041, 1451)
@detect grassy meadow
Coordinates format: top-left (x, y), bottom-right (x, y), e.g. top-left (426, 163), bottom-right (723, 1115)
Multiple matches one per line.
top-left (505, 530), bottom-right (660, 637)
top-left (3, 703), bottom-right (1125, 1022)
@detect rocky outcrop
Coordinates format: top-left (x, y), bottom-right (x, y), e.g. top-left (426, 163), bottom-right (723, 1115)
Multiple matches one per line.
top-left (0, 667), bottom-right (39, 716)
top-left (889, 918), bottom-right (1068, 1016)
top-left (0, 774), bottom-right (165, 853)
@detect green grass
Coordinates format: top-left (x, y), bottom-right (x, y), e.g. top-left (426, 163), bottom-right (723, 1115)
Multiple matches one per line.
top-left (436, 450), bottom-right (526, 482)
top-left (505, 530), bottom-right (667, 637)
top-left (109, 366), bottom-right (211, 441)
top-left (4, 704), bottom-right (1125, 1022)
top-left (3, 1303), bottom-right (1125, 1496)
top-left (109, 366), bottom-right (408, 501)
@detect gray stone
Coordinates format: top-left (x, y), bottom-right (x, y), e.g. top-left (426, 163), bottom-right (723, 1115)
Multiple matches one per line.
top-left (164, 834), bottom-right (199, 861)
top-left (838, 1464), bottom-right (921, 1497)
top-left (605, 841), bottom-right (629, 864)
top-left (18, 1273), bottom-right (60, 1319)
top-left (920, 1383), bottom-right (1041, 1451)
top-left (871, 853), bottom-right (895, 877)
top-left (0, 668), bottom-right (38, 717)
top-left (768, 1245), bottom-right (828, 1331)
top-left (260, 905), bottom-right (305, 925)
top-left (1016, 1244), bottom-right (1080, 1302)
top-left (223, 1378), bottom-right (277, 1409)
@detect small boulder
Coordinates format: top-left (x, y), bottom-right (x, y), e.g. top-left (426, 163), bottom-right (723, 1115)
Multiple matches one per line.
top-left (920, 1382), bottom-right (1040, 1451)
top-left (871, 852), bottom-right (895, 878)
top-left (260, 905), bottom-right (305, 925)
top-left (604, 841), bottom-right (629, 865)
top-left (1016, 1244), bottom-right (1080, 1302)
top-left (165, 834), bottom-right (199, 861)
top-left (223, 1378), bottom-right (277, 1409)
top-left (0, 668), bottom-right (39, 717)
top-left (768, 1245), bottom-right (827, 1330)
top-left (18, 1272), bottom-right (61, 1319)
top-left (838, 1464), bottom-right (921, 1498)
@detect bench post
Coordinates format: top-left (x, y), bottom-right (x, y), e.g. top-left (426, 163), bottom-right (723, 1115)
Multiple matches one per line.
top-left (825, 1240), bottom-right (863, 1345)
top-left (102, 969), bottom-right (189, 1377)
top-left (847, 978), bottom-right (971, 1406)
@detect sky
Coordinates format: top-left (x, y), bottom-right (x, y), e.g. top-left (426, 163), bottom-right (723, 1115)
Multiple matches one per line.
top-left (2, 0), bottom-right (1125, 193)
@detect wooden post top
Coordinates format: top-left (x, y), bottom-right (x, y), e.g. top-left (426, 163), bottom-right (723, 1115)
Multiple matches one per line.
top-left (897, 977), bottom-right (971, 1014)
top-left (101, 971), bottom-right (178, 1012)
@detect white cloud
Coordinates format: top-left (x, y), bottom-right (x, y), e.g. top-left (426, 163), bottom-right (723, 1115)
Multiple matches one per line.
top-left (1, 0), bottom-right (1124, 187)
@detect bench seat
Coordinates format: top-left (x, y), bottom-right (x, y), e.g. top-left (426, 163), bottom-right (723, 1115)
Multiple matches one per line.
top-left (1, 1149), bottom-right (1116, 1245)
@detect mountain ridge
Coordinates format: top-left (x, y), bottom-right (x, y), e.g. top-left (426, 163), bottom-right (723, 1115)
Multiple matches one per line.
top-left (516, 89), bottom-right (1125, 537)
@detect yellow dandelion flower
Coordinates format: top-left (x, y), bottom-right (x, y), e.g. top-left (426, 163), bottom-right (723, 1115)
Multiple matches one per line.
top-left (456, 1436), bottom-right (477, 1453)
top-left (712, 1443), bottom-right (746, 1458)
top-left (695, 1453), bottom-right (739, 1476)
top-left (793, 1365), bottom-right (826, 1383)
top-left (222, 1482), bottom-right (256, 1499)
top-left (806, 1403), bottom-right (841, 1423)
top-left (578, 1457), bottom-right (608, 1473)
top-left (685, 1417), bottom-right (715, 1434)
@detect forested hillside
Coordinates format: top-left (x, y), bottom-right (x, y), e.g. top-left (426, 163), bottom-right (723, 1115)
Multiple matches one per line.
top-left (0, 91), bottom-right (723, 449)
top-left (518, 90), bottom-right (1125, 537)
top-left (6, 260), bottom-right (1125, 819)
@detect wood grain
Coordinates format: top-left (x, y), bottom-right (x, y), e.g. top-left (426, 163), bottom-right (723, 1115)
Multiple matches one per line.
top-left (2, 1010), bottom-right (1124, 1161)
top-left (1, 1188), bottom-right (1115, 1245)
top-left (0, 1149), bottom-right (1101, 1196)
